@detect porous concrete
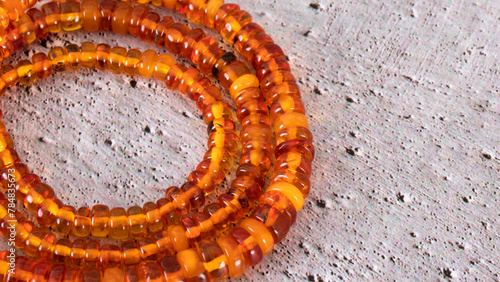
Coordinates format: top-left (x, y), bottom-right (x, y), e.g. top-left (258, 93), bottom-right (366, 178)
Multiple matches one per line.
top-left (0, 0), bottom-right (498, 281)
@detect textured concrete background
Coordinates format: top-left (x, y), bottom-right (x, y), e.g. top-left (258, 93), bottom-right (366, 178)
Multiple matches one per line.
top-left (0, 0), bottom-right (499, 281)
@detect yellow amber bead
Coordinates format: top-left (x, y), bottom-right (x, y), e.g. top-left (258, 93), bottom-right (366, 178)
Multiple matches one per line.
top-left (273, 112), bottom-right (309, 133)
top-left (240, 218), bottom-right (274, 255)
top-left (176, 248), bottom-right (205, 279)
top-left (267, 182), bottom-right (304, 211)
top-left (229, 74), bottom-right (259, 99)
top-left (204, 0), bottom-right (224, 28)
top-left (167, 225), bottom-right (189, 252)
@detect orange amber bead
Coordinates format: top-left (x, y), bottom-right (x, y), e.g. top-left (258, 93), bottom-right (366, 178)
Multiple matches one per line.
top-left (177, 248), bottom-right (206, 280)
top-left (241, 33), bottom-right (273, 63)
top-left (73, 207), bottom-right (92, 237)
top-left (256, 57), bottom-right (290, 81)
top-left (32, 52), bottom-right (51, 79)
top-left (26, 8), bottom-right (49, 39)
top-left (91, 205), bottom-right (110, 237)
top-left (16, 60), bottom-right (35, 85)
top-left (220, 10), bottom-right (252, 43)
top-left (124, 48), bottom-right (141, 76)
top-left (178, 68), bottom-right (201, 95)
top-left (127, 205), bottom-right (147, 238)
top-left (251, 205), bottom-right (290, 243)
top-left (0, 64), bottom-right (19, 87)
top-left (65, 44), bottom-right (81, 70)
top-left (137, 261), bottom-right (164, 281)
top-left (234, 22), bottom-right (264, 53)
top-left (203, 0), bottom-right (224, 28)
top-left (252, 43), bottom-right (285, 69)
top-left (214, 4), bottom-right (239, 32)
top-left (167, 225), bottom-right (189, 252)
top-left (218, 61), bottom-right (251, 89)
top-left (180, 28), bottom-right (205, 60)
top-left (128, 5), bottom-right (148, 37)
top-left (144, 202), bottom-right (163, 232)
top-left (165, 64), bottom-right (187, 90)
top-left (152, 53), bottom-right (175, 82)
top-left (41, 2), bottom-right (61, 34)
top-left (199, 47), bottom-right (225, 75)
top-left (80, 41), bottom-right (96, 68)
top-left (99, 0), bottom-right (116, 31)
top-left (166, 186), bottom-right (191, 216)
top-left (100, 244), bottom-right (122, 269)
top-left (140, 12), bottom-right (160, 43)
top-left (153, 16), bottom-right (174, 47)
top-left (37, 197), bottom-right (63, 228)
top-left (165, 23), bottom-right (190, 55)
top-left (197, 240), bottom-right (228, 281)
top-left (191, 36), bottom-right (218, 65)
top-left (95, 43), bottom-right (111, 70)
top-left (48, 46), bottom-right (68, 72)
top-left (60, 0), bottom-right (82, 31)
top-left (54, 205), bottom-right (75, 236)
top-left (138, 49), bottom-right (157, 78)
top-left (111, 3), bottom-right (133, 34)
top-left (109, 207), bottom-right (129, 240)
top-left (160, 256), bottom-right (186, 281)
top-left (81, 0), bottom-right (101, 32)
top-left (272, 168), bottom-right (311, 197)
top-left (109, 46), bottom-right (127, 74)
top-left (17, 13), bottom-right (36, 44)
top-left (229, 227), bottom-right (263, 267)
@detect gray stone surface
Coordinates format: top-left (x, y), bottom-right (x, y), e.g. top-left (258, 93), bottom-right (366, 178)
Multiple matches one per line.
top-left (0, 0), bottom-right (499, 281)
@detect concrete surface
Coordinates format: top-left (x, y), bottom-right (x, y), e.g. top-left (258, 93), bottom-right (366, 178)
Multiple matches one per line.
top-left (0, 0), bottom-right (499, 281)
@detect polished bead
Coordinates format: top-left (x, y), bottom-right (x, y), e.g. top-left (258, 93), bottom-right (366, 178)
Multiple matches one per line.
top-left (259, 191), bottom-right (297, 224)
top-left (110, 207), bottom-right (129, 239)
top-left (95, 43), bottom-right (111, 70)
top-left (60, 0), bottom-right (82, 31)
top-left (229, 227), bottom-right (263, 266)
top-left (165, 23), bottom-right (190, 55)
top-left (65, 44), bottom-right (81, 70)
top-left (152, 230), bottom-right (175, 257)
top-left (128, 5), bottom-right (149, 37)
top-left (137, 237), bottom-right (159, 260)
top-left (37, 197), bottom-right (62, 228)
top-left (275, 139), bottom-right (315, 162)
top-left (166, 186), bottom-right (191, 216)
top-left (257, 57), bottom-right (290, 81)
top-left (32, 52), bottom-right (51, 79)
top-left (251, 205), bottom-right (291, 243)
top-left (181, 28), bottom-right (205, 60)
top-left (144, 202), bottom-right (163, 232)
top-left (177, 248), bottom-right (206, 280)
top-left (137, 261), bottom-right (164, 282)
top-left (159, 256), bottom-right (186, 282)
top-left (165, 64), bottom-right (187, 90)
top-left (191, 36), bottom-right (218, 66)
top-left (100, 244), bottom-right (122, 269)
top-left (109, 46), bottom-right (127, 74)
top-left (111, 3), bottom-right (133, 34)
top-left (188, 170), bottom-right (216, 195)
top-left (178, 68), bottom-right (201, 95)
top-left (41, 2), bottom-right (61, 34)
top-left (17, 13), bottom-right (36, 44)
top-left (54, 205), bottom-right (75, 236)
top-left (154, 16), bottom-right (174, 47)
top-left (84, 240), bottom-right (100, 267)
top-left (33, 261), bottom-right (53, 282)
top-left (153, 53), bottom-right (175, 82)
top-left (275, 151), bottom-right (312, 177)
top-left (265, 82), bottom-right (301, 105)
top-left (199, 47), bottom-right (225, 75)
top-left (69, 238), bottom-right (86, 267)
top-left (26, 8), bottom-right (49, 39)
top-left (196, 86), bottom-right (222, 111)
top-left (220, 10), bottom-right (252, 43)
top-left (81, 0), bottom-right (101, 32)
top-left (196, 239), bottom-right (228, 281)
top-left (47, 264), bottom-right (66, 282)
top-left (181, 182), bottom-right (205, 210)
top-left (218, 61), bottom-right (251, 89)
top-left (0, 64), bottom-right (18, 87)
top-left (127, 205), bottom-right (147, 238)
top-left (73, 206), bottom-right (92, 237)
top-left (241, 33), bottom-right (273, 63)
top-left (216, 236), bottom-right (245, 278)
top-left (102, 267), bottom-right (125, 281)
top-left (235, 22), bottom-right (265, 53)
top-left (204, 203), bottom-right (229, 231)
top-left (80, 41), bottom-right (97, 68)
top-left (140, 12), bottom-right (160, 42)
top-left (16, 60), bottom-right (35, 85)
top-left (271, 168), bottom-right (311, 197)
top-left (124, 49), bottom-right (142, 76)
top-left (203, 0), bottom-right (224, 28)
top-left (99, 0), bottom-right (116, 31)
top-left (274, 112), bottom-right (309, 134)
top-left (188, 77), bottom-right (212, 101)
top-left (53, 238), bottom-right (71, 264)
top-left (167, 224), bottom-right (189, 252)
top-left (48, 47), bottom-right (69, 72)
top-left (91, 205), bottom-right (110, 237)
top-left (138, 49), bottom-right (157, 79)
top-left (214, 4), bottom-right (239, 32)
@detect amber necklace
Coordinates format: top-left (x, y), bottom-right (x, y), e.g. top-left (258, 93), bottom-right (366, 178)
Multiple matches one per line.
top-left (0, 0), bottom-right (313, 280)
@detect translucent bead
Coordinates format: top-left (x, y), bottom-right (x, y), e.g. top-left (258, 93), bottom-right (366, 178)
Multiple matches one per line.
top-left (140, 12), bottom-right (160, 43)
top-left (65, 44), bottom-right (81, 70)
top-left (41, 2), bottom-right (61, 33)
top-left (121, 240), bottom-right (141, 265)
top-left (188, 170), bottom-right (216, 195)
top-left (203, 0), bottom-right (224, 28)
top-left (63, 267), bottom-right (83, 281)
top-left (81, 0), bottom-right (101, 32)
top-left (178, 68), bottom-right (201, 95)
top-left (124, 49), bottom-right (141, 76)
top-left (17, 14), bottom-right (36, 44)
top-left (128, 5), bottom-right (148, 37)
top-left (84, 240), bottom-right (100, 267)
top-left (1, 0), bottom-right (24, 21)
top-left (26, 8), bottom-right (49, 39)
top-left (176, 248), bottom-right (207, 280)
top-left (99, 0), bottom-right (116, 31)
top-left (239, 150), bottom-right (271, 174)
top-left (196, 239), bottom-right (228, 281)
top-left (251, 205), bottom-right (291, 243)
top-left (152, 230), bottom-right (175, 257)
top-left (196, 85), bottom-right (222, 111)
top-left (152, 53), bottom-right (175, 82)
top-left (207, 129), bottom-right (239, 155)
top-left (256, 57), bottom-right (290, 81)
top-left (180, 28), bottom-right (205, 60)
top-left (196, 160), bottom-right (225, 185)
top-left (159, 256), bottom-right (186, 281)
top-left (95, 43), bottom-right (111, 70)
top-left (111, 3), bottom-right (133, 34)
top-left (37, 197), bottom-right (63, 228)
top-left (166, 186), bottom-right (191, 216)
top-left (72, 206), bottom-right (92, 237)
top-left (82, 267), bottom-right (101, 281)
top-left (137, 261), bottom-right (164, 282)
top-left (275, 151), bottom-right (312, 178)
top-left (198, 47), bottom-right (225, 75)
top-left (237, 99), bottom-right (269, 122)
top-left (220, 10), bottom-right (252, 43)
top-left (54, 205), bottom-right (76, 236)
top-left (229, 227), bottom-right (263, 266)
top-left (167, 224), bottom-right (189, 252)
top-left (33, 261), bottom-right (53, 282)
top-left (53, 238), bottom-right (71, 263)
top-left (48, 46), bottom-right (69, 72)
top-left (259, 191), bottom-right (297, 224)
top-left (271, 168), bottom-right (311, 197)
top-left (144, 202), bottom-right (163, 232)
top-left (91, 205), bottom-right (110, 237)
top-left (138, 49), bottom-right (157, 79)
top-left (165, 64), bottom-right (187, 90)
top-left (24, 183), bottom-right (54, 213)
top-left (241, 33), bottom-right (273, 63)
top-left (214, 4), bottom-right (239, 32)
top-left (47, 264), bottom-right (66, 282)
top-left (37, 232), bottom-right (56, 261)
top-left (217, 61), bottom-right (251, 90)
top-left (127, 206), bottom-right (147, 238)
top-left (153, 16), bottom-right (174, 47)
top-left (191, 36), bottom-right (218, 66)
top-left (110, 207), bottom-right (129, 239)
top-left (274, 112), bottom-right (309, 134)
top-left (186, 0), bottom-right (206, 24)
top-left (137, 237), bottom-right (159, 260)
top-left (165, 23), bottom-right (190, 55)
top-left (234, 22), bottom-right (264, 53)
top-left (109, 46), bottom-right (127, 74)
top-left (60, 0), bottom-right (82, 31)
top-left (0, 64), bottom-right (19, 87)
top-left (80, 41), bottom-right (96, 68)
top-left (212, 52), bottom-right (236, 78)
top-left (69, 238), bottom-right (86, 267)
top-left (32, 52), bottom-right (51, 79)
top-left (16, 60), bottom-right (35, 85)
top-left (204, 203), bottom-right (229, 231)
top-left (202, 101), bottom-right (233, 124)
top-left (100, 244), bottom-right (121, 269)
top-left (181, 182), bottom-right (205, 210)
top-left (188, 77), bottom-right (211, 101)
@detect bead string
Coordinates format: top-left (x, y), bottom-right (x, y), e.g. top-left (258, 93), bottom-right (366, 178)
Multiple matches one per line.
top-left (0, 0), bottom-right (314, 280)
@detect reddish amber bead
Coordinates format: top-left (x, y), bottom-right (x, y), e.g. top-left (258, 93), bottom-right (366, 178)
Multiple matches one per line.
top-left (192, 212), bottom-right (215, 240)
top-left (186, 0), bottom-right (206, 24)
top-left (199, 47), bottom-right (225, 75)
top-left (111, 3), bottom-right (133, 34)
top-left (137, 261), bottom-right (164, 281)
top-left (271, 168), bottom-right (311, 197)
top-left (181, 28), bottom-right (205, 60)
top-left (11, 257), bottom-right (36, 281)
top-left (166, 186), bottom-right (191, 216)
top-left (33, 261), bottom-right (53, 282)
top-left (140, 12), bottom-right (160, 42)
top-left (181, 216), bottom-right (200, 245)
top-left (252, 43), bottom-right (286, 70)
top-left (241, 33), bottom-right (274, 63)
top-left (234, 22), bottom-right (264, 53)
top-left (99, 0), bottom-right (116, 31)
top-left (128, 5), bottom-right (148, 36)
top-left (73, 206), bottom-right (92, 237)
top-left (165, 23), bottom-right (190, 54)
top-left (26, 8), bottom-right (49, 39)
top-left (138, 49), bottom-right (157, 78)
top-left (259, 191), bottom-right (297, 224)
top-left (242, 138), bottom-right (273, 157)
top-left (218, 193), bottom-right (243, 223)
top-left (197, 239), bottom-right (228, 281)
top-left (65, 44), bottom-right (81, 70)
top-left (212, 52), bottom-right (236, 77)
top-left (178, 68), bottom-right (201, 95)
top-left (230, 175), bottom-right (262, 200)
top-left (32, 52), bottom-right (51, 79)
top-left (17, 13), bottom-right (36, 44)
top-left (207, 118), bottom-right (236, 134)
top-left (69, 238), bottom-right (86, 267)
top-left (48, 263), bottom-right (66, 282)
top-left (275, 152), bottom-right (312, 178)
top-left (251, 204), bottom-right (290, 243)
top-left (203, 0), bottom-right (224, 28)
top-left (95, 43), bottom-right (111, 70)
top-left (109, 46), bottom-right (127, 74)
top-left (160, 256), bottom-right (186, 281)
top-left (64, 267), bottom-right (83, 281)
top-left (100, 244), bottom-right (121, 269)
top-left (53, 238), bottom-right (71, 264)
top-left (153, 16), bottom-right (174, 47)
top-left (152, 230), bottom-right (175, 257)
top-left (265, 81), bottom-right (301, 105)
top-left (229, 227), bottom-right (263, 267)
top-left (187, 77), bottom-right (212, 101)
top-left (191, 36), bottom-right (218, 66)
top-left (138, 238), bottom-right (159, 261)
top-left (84, 240), bottom-right (100, 267)
top-left (275, 126), bottom-right (313, 145)
top-left (261, 70), bottom-right (296, 95)
top-left (37, 197), bottom-right (62, 228)
top-left (204, 203), bottom-right (229, 231)
top-left (188, 170), bottom-right (216, 195)
top-left (181, 182), bottom-right (205, 210)
top-left (38, 232), bottom-right (57, 261)
top-left (195, 159), bottom-right (225, 185)
top-left (0, 64), bottom-right (19, 87)
top-left (216, 235), bottom-right (245, 278)
top-left (81, 0), bottom-right (101, 32)
top-left (238, 99), bottom-right (269, 122)
top-left (121, 240), bottom-right (141, 266)
top-left (91, 205), bottom-right (110, 237)
top-left (165, 64), bottom-right (187, 90)
top-left (256, 57), bottom-right (290, 81)
top-left (275, 139), bottom-right (315, 162)
top-left (196, 86), bottom-right (222, 111)
top-left (82, 267), bottom-right (100, 282)
top-left (239, 150), bottom-right (271, 174)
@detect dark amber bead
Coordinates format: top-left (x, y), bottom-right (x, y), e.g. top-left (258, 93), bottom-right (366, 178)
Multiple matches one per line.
top-left (26, 8), bottom-right (49, 39)
top-left (251, 205), bottom-right (290, 243)
top-left (187, 77), bottom-right (212, 101)
top-left (99, 0), bottom-right (117, 31)
top-left (69, 238), bottom-right (86, 267)
top-left (212, 52), bottom-right (236, 77)
top-left (152, 230), bottom-right (175, 257)
top-left (229, 227), bottom-right (263, 267)
top-left (128, 5), bottom-right (149, 36)
top-left (275, 139), bottom-right (314, 162)
top-left (82, 267), bottom-right (100, 281)
top-left (47, 264), bottom-right (66, 282)
top-left (137, 261), bottom-right (164, 281)
top-left (197, 240), bottom-right (228, 281)
top-left (241, 33), bottom-right (273, 63)
top-left (271, 167), bottom-right (311, 197)
top-left (259, 191), bottom-right (297, 225)
top-left (236, 163), bottom-right (264, 187)
top-left (64, 267), bottom-right (83, 281)
top-left (165, 64), bottom-right (187, 90)
top-left (181, 28), bottom-right (205, 60)
top-left (181, 216), bottom-right (201, 245)
top-left (84, 240), bottom-right (100, 267)
top-left (0, 64), bottom-right (19, 87)
top-left (230, 175), bottom-right (262, 200)
top-left (124, 266), bottom-right (139, 281)
top-left (165, 23), bottom-right (190, 54)
top-left (33, 261), bottom-right (53, 282)
top-left (192, 212), bottom-right (215, 240)
top-left (137, 237), bottom-right (159, 260)
top-left (181, 182), bottom-right (205, 210)
top-left (160, 256), bottom-right (186, 282)
top-left (41, 2), bottom-right (61, 34)
top-left (95, 43), bottom-right (111, 70)
top-left (53, 238), bottom-right (71, 264)
top-left (60, 0), bottom-right (82, 31)
top-left (166, 186), bottom-right (191, 216)
top-left (275, 152), bottom-right (312, 178)
top-left (65, 44), bottom-right (81, 70)
top-left (204, 203), bottom-right (229, 231)
top-left (154, 16), bottom-right (174, 47)
top-left (198, 47), bottom-right (225, 75)
top-left (140, 12), bottom-right (160, 42)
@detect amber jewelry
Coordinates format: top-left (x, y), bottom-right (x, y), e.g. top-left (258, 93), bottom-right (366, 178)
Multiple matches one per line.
top-left (0, 0), bottom-right (314, 281)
